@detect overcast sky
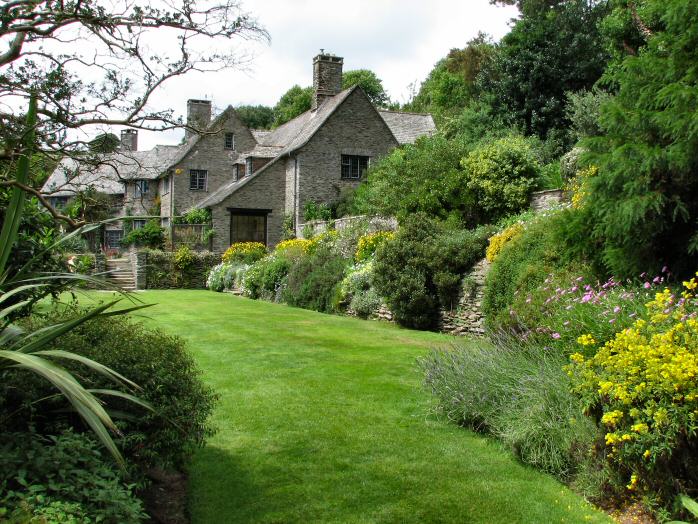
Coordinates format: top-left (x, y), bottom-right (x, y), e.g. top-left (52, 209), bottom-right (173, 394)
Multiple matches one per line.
top-left (138, 0), bottom-right (519, 149)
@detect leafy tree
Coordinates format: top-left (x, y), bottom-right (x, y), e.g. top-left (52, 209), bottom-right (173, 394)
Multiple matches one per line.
top-left (584, 0), bottom-right (698, 277)
top-left (0, 0), bottom-right (267, 226)
top-left (89, 133), bottom-right (120, 154)
top-left (272, 85), bottom-right (313, 127)
top-left (342, 69), bottom-right (390, 107)
top-left (481, 0), bottom-right (610, 146)
top-left (235, 105), bottom-right (274, 130)
top-left (407, 34), bottom-right (496, 116)
top-left (353, 133), bottom-right (541, 227)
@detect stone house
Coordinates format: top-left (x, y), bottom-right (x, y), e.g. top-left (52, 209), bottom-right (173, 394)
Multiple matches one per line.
top-left (41, 52), bottom-right (436, 251)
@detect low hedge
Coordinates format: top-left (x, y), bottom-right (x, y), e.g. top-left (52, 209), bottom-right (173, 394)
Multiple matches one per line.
top-left (145, 248), bottom-right (219, 289)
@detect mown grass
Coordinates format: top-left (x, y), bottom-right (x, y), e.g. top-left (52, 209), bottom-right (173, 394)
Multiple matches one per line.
top-left (93, 290), bottom-right (610, 523)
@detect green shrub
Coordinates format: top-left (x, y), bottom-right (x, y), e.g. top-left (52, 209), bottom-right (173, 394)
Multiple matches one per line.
top-left (120, 221), bottom-right (164, 249)
top-left (373, 215), bottom-right (494, 329)
top-left (350, 288), bottom-right (382, 319)
top-left (460, 134), bottom-right (540, 224)
top-left (283, 245), bottom-right (348, 313)
top-left (0, 429), bottom-right (146, 523)
top-left (338, 261), bottom-right (383, 319)
top-left (11, 309), bottom-right (218, 470)
top-left (354, 231), bottom-right (394, 263)
top-left (243, 255), bottom-right (291, 301)
top-left (303, 201), bottom-right (332, 221)
top-left (174, 208), bottom-right (211, 225)
top-left (419, 341), bottom-right (597, 479)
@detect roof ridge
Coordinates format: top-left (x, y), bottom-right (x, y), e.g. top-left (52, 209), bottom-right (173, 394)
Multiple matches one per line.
top-left (378, 109), bottom-right (433, 116)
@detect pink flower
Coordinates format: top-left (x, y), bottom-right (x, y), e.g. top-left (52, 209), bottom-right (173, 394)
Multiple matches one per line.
top-left (551, 333), bottom-right (561, 339)
top-left (644, 282), bottom-right (651, 289)
top-left (662, 266), bottom-right (668, 273)
top-left (576, 276), bottom-right (584, 282)
top-left (609, 318), bottom-right (616, 324)
top-left (571, 286), bottom-right (578, 292)
top-left (613, 306), bottom-right (621, 314)
top-left (581, 294), bottom-right (592, 303)
top-left (653, 276), bottom-right (661, 284)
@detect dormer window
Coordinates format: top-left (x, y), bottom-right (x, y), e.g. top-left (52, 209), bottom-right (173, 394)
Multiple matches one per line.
top-left (224, 133), bottom-right (235, 150)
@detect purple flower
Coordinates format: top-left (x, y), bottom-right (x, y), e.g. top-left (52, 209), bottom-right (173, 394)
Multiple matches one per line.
top-left (581, 294), bottom-right (592, 303)
top-left (576, 276), bottom-right (584, 282)
top-left (653, 276), bottom-right (661, 284)
top-left (662, 266), bottom-right (668, 273)
top-left (571, 286), bottom-right (578, 292)
top-left (613, 306), bottom-right (621, 314)
top-left (551, 333), bottom-right (561, 339)
top-left (609, 318), bottom-right (616, 324)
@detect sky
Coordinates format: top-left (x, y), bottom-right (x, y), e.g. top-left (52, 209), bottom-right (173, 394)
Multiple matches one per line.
top-left (137, 0), bottom-right (520, 149)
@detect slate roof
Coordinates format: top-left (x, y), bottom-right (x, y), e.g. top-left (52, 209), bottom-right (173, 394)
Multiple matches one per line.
top-left (378, 111), bottom-right (436, 144)
top-left (42, 145), bottom-right (182, 196)
top-left (251, 129), bottom-right (271, 143)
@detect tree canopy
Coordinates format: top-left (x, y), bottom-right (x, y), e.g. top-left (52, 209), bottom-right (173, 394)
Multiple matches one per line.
top-left (341, 69), bottom-right (390, 107)
top-left (236, 105), bottom-right (275, 130)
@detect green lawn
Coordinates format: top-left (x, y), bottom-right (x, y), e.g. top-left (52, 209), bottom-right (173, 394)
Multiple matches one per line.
top-left (115, 290), bottom-right (609, 523)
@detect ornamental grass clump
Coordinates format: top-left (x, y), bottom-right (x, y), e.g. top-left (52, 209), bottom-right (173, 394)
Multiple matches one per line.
top-left (221, 242), bottom-right (267, 264)
top-left (567, 275), bottom-right (698, 502)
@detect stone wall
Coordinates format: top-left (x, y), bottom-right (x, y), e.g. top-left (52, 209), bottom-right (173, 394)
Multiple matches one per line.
top-left (530, 189), bottom-right (565, 212)
top-left (125, 248), bottom-right (218, 289)
top-left (299, 215), bottom-right (398, 238)
top-left (438, 259), bottom-right (489, 337)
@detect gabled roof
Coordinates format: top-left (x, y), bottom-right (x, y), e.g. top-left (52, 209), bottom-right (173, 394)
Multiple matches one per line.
top-left (195, 87), bottom-right (360, 209)
top-left (378, 110), bottom-right (436, 144)
top-left (164, 105), bottom-right (241, 171)
top-left (42, 145), bottom-right (182, 196)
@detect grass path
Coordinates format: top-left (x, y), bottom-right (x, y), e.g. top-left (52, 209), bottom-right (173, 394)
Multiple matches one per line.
top-left (125, 290), bottom-right (610, 523)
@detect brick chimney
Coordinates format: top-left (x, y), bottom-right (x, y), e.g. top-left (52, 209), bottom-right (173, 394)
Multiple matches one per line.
top-left (120, 129), bottom-right (138, 151)
top-left (186, 99), bottom-right (212, 139)
top-left (312, 52), bottom-right (343, 110)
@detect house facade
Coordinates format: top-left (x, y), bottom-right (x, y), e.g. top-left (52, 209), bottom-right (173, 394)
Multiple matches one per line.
top-left (42, 53), bottom-right (436, 251)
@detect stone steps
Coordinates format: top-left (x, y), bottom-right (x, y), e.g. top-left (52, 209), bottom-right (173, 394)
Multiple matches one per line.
top-left (104, 258), bottom-right (135, 290)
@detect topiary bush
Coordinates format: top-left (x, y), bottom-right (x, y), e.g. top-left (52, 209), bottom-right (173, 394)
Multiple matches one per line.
top-left (221, 242), bottom-right (267, 264)
top-left (10, 308), bottom-right (218, 471)
top-left (0, 429), bottom-right (146, 523)
top-left (283, 245), bottom-right (348, 313)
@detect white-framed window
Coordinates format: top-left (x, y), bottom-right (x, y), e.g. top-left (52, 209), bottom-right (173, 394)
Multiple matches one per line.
top-left (341, 155), bottom-right (369, 180)
top-left (132, 219), bottom-right (146, 230)
top-left (161, 175), bottom-right (170, 195)
top-left (189, 169), bottom-right (208, 190)
top-left (134, 179), bottom-right (149, 196)
top-left (246, 158), bottom-right (253, 177)
top-left (224, 132), bottom-right (235, 150)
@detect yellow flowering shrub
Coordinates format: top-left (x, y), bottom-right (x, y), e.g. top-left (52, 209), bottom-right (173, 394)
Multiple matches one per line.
top-left (485, 223), bottom-right (524, 262)
top-left (354, 231), bottom-right (395, 263)
top-left (567, 274), bottom-right (698, 498)
top-left (274, 238), bottom-right (311, 257)
top-left (222, 242), bottom-right (267, 264)
top-left (566, 165), bottom-right (598, 209)
top-left (306, 229), bottom-right (339, 254)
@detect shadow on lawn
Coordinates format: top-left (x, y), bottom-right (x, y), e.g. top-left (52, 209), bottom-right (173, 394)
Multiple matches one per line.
top-left (190, 444), bottom-right (308, 523)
